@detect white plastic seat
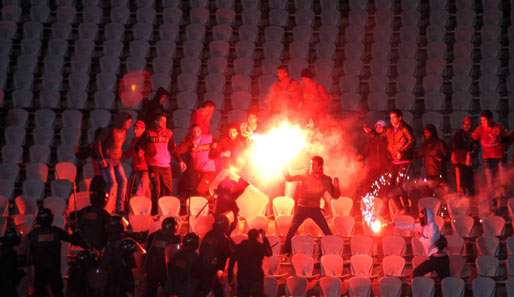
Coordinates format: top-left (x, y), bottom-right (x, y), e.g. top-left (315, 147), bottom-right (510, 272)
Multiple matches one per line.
top-left (291, 235), bottom-right (314, 256)
top-left (30, 4), bottom-right (50, 22)
top-left (380, 276), bottom-right (402, 297)
top-left (50, 22), bottom-right (72, 40)
top-left (212, 24), bottom-right (232, 41)
top-left (110, 6), bottom-right (130, 24)
top-left (47, 38), bottom-right (68, 56)
top-left (51, 180), bottom-right (73, 200)
top-left (78, 22), bottom-right (98, 40)
top-left (331, 196), bottom-right (353, 216)
top-left (238, 24), bottom-right (258, 42)
top-left (104, 23), bottom-right (125, 41)
top-left (0, 179), bottom-right (14, 198)
top-left (190, 7), bottom-right (209, 25)
top-left (476, 236), bottom-right (500, 256)
top-left (441, 277), bottom-right (465, 297)
top-left (418, 197), bottom-right (441, 216)
top-left (162, 8), bottom-right (183, 24)
top-left (7, 109), bottom-right (28, 127)
top-left (26, 163), bottom-right (48, 182)
top-left (207, 57), bottom-right (227, 74)
top-left (272, 196), bottom-right (294, 216)
top-left (176, 91), bottom-right (198, 110)
top-left (230, 90), bottom-right (252, 110)
top-left (348, 276), bottom-right (371, 297)
top-left (482, 215), bottom-right (505, 237)
top-left (23, 179), bottom-right (45, 201)
top-left (382, 255), bottom-right (405, 277)
top-left (0, 163), bottom-right (18, 184)
top-left (182, 40), bottom-right (204, 58)
top-left (158, 196), bottom-right (181, 217)
top-left (285, 276), bottom-right (307, 296)
top-left (33, 127), bottom-right (54, 146)
top-left (451, 215), bottom-right (474, 238)
top-left (476, 255), bottom-right (499, 277)
top-left (382, 235), bottom-right (406, 256)
top-left (130, 196), bottom-right (152, 215)
top-left (412, 277), bottom-right (435, 297)
top-left (56, 144), bottom-right (76, 163)
top-left (67, 191), bottom-right (91, 213)
top-left (23, 21), bottom-right (44, 40)
top-left (209, 40), bottom-right (230, 57)
top-left (158, 23), bottom-right (179, 42)
top-left (472, 277), bottom-right (495, 297)
top-left (446, 234), bottom-right (465, 255)
top-left (132, 22), bottom-right (153, 41)
top-left (235, 184), bottom-right (268, 222)
top-left (319, 276), bottom-right (342, 297)
top-left (29, 145), bottom-right (50, 164)
top-left (231, 74), bottom-right (251, 92)
top-left (190, 215), bottom-right (214, 239)
top-left (291, 253), bottom-right (314, 277)
top-left (321, 9), bottom-right (341, 25)
top-left (351, 235), bottom-right (374, 255)
top-left (2, 144), bottom-right (22, 164)
top-left (215, 8), bottom-right (235, 24)
top-left (320, 235), bottom-right (344, 256)
top-left (55, 162), bottom-right (76, 184)
top-left (320, 254), bottom-right (344, 277)
top-left (129, 214), bottom-right (153, 232)
top-left (83, 5), bottom-right (102, 24)
top-left (136, 7), bottom-right (155, 24)
top-left (274, 215), bottom-right (292, 237)
top-left (333, 215), bottom-right (355, 237)
top-left (4, 126), bottom-right (25, 146)
top-left (268, 9), bottom-right (288, 27)
top-left (233, 58), bottom-right (254, 75)
top-left (155, 40), bottom-right (176, 58)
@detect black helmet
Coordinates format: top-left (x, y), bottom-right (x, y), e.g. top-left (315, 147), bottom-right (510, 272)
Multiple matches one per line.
top-left (213, 215), bottom-right (229, 233)
top-left (120, 238), bottom-right (138, 254)
top-left (36, 208), bottom-right (54, 227)
top-left (2, 227), bottom-right (21, 247)
top-left (161, 217), bottom-right (177, 233)
top-left (90, 176), bottom-right (108, 208)
top-left (183, 233), bottom-right (199, 250)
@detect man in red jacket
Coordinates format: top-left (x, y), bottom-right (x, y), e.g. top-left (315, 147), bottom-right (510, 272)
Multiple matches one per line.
top-left (141, 113), bottom-right (187, 214)
top-left (472, 110), bottom-right (509, 188)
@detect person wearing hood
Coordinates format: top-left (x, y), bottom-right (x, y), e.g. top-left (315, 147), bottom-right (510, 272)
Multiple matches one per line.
top-left (418, 124), bottom-right (449, 185)
top-left (396, 208), bottom-right (449, 278)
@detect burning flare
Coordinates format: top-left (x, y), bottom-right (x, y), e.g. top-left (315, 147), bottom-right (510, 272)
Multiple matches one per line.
top-left (246, 121), bottom-right (309, 183)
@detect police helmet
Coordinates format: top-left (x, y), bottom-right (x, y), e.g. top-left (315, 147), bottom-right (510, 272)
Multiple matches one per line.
top-left (161, 217), bottom-right (177, 233)
top-left (183, 232), bottom-right (199, 250)
top-left (36, 208), bottom-right (54, 227)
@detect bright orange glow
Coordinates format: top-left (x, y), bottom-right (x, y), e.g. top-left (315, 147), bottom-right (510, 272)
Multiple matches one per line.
top-left (130, 84), bottom-right (137, 92)
top-left (246, 121), bottom-right (308, 183)
top-left (371, 220), bottom-right (383, 234)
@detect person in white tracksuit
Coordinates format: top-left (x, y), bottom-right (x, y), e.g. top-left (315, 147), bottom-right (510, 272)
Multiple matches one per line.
top-left (396, 208), bottom-right (449, 278)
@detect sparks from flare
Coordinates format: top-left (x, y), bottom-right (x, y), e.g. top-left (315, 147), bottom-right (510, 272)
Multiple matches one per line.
top-left (246, 121), bottom-right (309, 183)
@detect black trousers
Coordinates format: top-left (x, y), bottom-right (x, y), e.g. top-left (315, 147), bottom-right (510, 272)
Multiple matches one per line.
top-left (33, 268), bottom-right (63, 297)
top-left (149, 166), bottom-right (173, 214)
top-left (237, 275), bottom-right (264, 297)
top-left (283, 206), bottom-right (332, 253)
top-left (413, 255), bottom-right (450, 278)
top-left (454, 164), bottom-right (474, 195)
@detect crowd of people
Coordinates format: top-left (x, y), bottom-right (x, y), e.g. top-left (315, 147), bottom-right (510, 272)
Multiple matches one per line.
top-left (1, 64), bottom-right (514, 296)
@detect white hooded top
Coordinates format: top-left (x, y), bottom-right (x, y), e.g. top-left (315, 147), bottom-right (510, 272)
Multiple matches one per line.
top-left (396, 208), bottom-right (441, 256)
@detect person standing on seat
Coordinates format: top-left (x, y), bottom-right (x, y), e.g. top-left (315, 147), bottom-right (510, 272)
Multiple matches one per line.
top-left (228, 229), bottom-right (272, 297)
top-left (125, 120), bottom-right (151, 199)
top-left (282, 156), bottom-right (340, 254)
top-left (264, 65), bottom-right (302, 119)
top-left (418, 124), bottom-right (449, 187)
top-left (140, 113), bottom-right (187, 214)
top-left (451, 116), bottom-right (476, 195)
top-left (471, 110), bottom-right (510, 189)
top-left (190, 100), bottom-right (216, 135)
top-left (96, 111), bottom-right (133, 214)
top-left (28, 208), bottom-right (84, 297)
top-left (199, 216), bottom-right (235, 297)
top-left (299, 68), bottom-right (331, 125)
top-left (144, 217), bottom-right (181, 297)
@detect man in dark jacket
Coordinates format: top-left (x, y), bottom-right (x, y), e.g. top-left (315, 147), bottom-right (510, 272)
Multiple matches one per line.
top-left (451, 116), bottom-right (476, 195)
top-left (199, 216), bottom-right (234, 297)
top-left (144, 217), bottom-right (180, 297)
top-left (228, 229), bottom-right (272, 297)
top-left (28, 208), bottom-right (84, 297)
top-left (282, 156), bottom-right (340, 254)
top-left (363, 120), bottom-right (390, 183)
top-left (419, 124), bottom-right (448, 183)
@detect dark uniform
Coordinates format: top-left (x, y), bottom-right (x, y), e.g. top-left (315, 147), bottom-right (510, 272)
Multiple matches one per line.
top-left (213, 177), bottom-right (249, 233)
top-left (228, 230), bottom-right (272, 297)
top-left (28, 226), bottom-right (80, 297)
top-left (199, 219), bottom-right (234, 297)
top-left (0, 228), bottom-right (23, 297)
top-left (168, 233), bottom-right (202, 297)
top-left (101, 237), bottom-right (136, 297)
top-left (144, 229), bottom-right (180, 297)
top-left (77, 205), bottom-right (111, 250)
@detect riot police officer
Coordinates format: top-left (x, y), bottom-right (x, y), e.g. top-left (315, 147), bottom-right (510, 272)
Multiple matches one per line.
top-left (28, 208), bottom-right (83, 297)
top-left (77, 175), bottom-right (111, 250)
top-left (144, 217), bottom-right (180, 297)
top-left (168, 233), bottom-right (201, 297)
top-left (199, 216), bottom-right (234, 297)
top-left (0, 227), bottom-right (23, 297)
